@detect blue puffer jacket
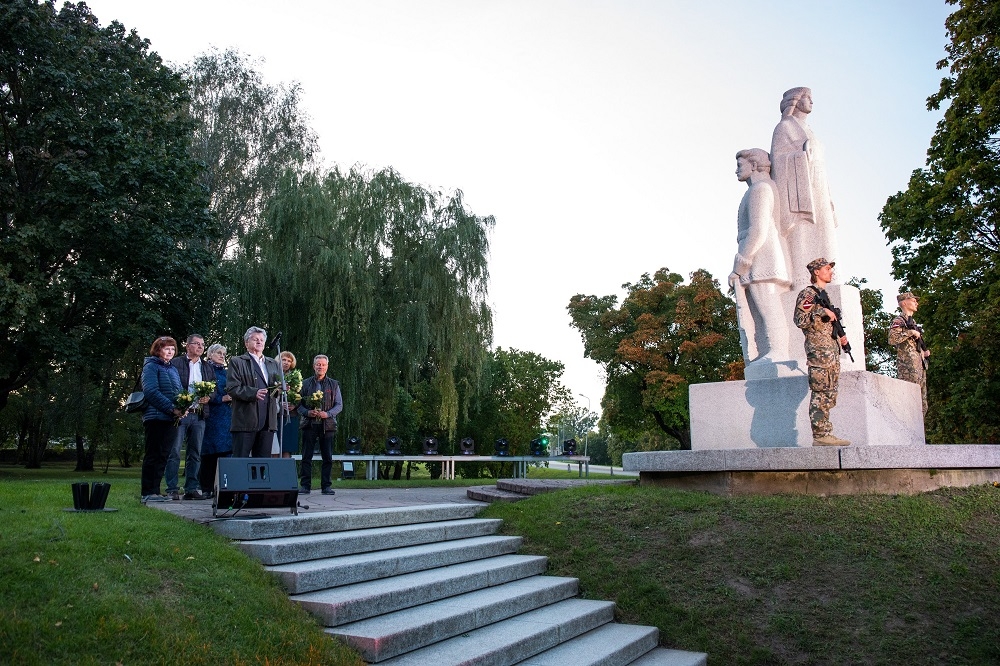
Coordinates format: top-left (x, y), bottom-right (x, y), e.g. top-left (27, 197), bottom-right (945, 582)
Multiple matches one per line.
top-left (141, 356), bottom-right (182, 422)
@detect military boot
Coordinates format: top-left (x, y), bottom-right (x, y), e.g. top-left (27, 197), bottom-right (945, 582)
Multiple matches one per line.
top-left (813, 434), bottom-right (850, 446)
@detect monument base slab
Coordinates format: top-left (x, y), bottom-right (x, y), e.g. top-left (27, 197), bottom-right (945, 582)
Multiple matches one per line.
top-left (689, 370), bottom-right (923, 449)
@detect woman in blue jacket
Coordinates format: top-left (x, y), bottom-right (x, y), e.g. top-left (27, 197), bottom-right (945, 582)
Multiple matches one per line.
top-left (199, 343), bottom-right (233, 495)
top-left (140, 336), bottom-right (183, 503)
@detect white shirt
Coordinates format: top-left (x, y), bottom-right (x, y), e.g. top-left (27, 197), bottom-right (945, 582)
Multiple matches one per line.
top-left (187, 356), bottom-right (203, 390)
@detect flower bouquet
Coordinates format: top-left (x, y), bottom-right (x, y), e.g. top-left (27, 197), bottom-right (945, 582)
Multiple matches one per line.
top-left (305, 389), bottom-right (324, 424)
top-left (285, 369), bottom-right (303, 405)
top-left (192, 380), bottom-right (216, 416)
top-left (174, 391), bottom-right (195, 426)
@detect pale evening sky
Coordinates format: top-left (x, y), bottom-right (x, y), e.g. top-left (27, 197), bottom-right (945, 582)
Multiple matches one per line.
top-left (85, 0), bottom-right (954, 415)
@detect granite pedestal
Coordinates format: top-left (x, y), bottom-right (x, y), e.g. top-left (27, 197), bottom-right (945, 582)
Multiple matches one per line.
top-left (689, 370), bottom-right (923, 449)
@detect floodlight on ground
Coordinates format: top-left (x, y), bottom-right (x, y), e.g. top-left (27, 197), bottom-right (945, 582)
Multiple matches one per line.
top-left (460, 437), bottom-right (476, 455)
top-left (494, 438), bottom-right (510, 456)
top-left (385, 436), bottom-right (402, 455)
top-left (341, 461), bottom-right (355, 480)
top-left (563, 438), bottom-right (578, 455)
top-left (346, 436), bottom-right (362, 455)
top-left (422, 437), bottom-right (439, 455)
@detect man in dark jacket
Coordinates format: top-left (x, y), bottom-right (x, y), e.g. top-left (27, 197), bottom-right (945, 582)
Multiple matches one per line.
top-left (227, 326), bottom-right (281, 457)
top-left (297, 354), bottom-right (343, 494)
top-left (167, 334), bottom-right (215, 500)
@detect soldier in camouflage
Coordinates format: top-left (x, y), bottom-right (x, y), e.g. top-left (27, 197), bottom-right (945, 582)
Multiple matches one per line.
top-left (794, 258), bottom-right (851, 446)
top-left (889, 292), bottom-right (929, 415)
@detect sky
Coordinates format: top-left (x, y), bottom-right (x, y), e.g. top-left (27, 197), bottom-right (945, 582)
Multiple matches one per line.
top-left (86, 0), bottom-right (955, 416)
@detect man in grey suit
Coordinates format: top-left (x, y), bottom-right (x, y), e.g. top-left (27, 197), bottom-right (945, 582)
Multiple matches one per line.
top-left (227, 326), bottom-right (281, 457)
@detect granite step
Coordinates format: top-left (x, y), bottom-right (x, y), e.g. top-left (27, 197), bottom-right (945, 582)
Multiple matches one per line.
top-left (267, 535), bottom-right (523, 594)
top-left (211, 503), bottom-right (483, 540)
top-left (376, 598), bottom-right (617, 665)
top-left (292, 554), bottom-right (549, 626)
top-left (467, 485), bottom-right (531, 503)
top-left (238, 517), bottom-right (503, 565)
top-left (516, 622), bottom-right (659, 665)
top-left (329, 575), bottom-right (580, 662)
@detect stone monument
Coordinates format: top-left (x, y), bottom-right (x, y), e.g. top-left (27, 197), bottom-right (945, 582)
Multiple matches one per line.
top-left (689, 86), bottom-right (921, 448)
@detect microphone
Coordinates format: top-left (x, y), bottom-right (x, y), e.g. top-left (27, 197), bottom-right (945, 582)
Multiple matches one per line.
top-left (267, 331), bottom-right (283, 352)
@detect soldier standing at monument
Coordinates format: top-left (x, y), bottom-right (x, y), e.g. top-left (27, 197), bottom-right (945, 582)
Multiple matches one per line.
top-left (889, 292), bottom-right (929, 415)
top-left (794, 258), bottom-right (850, 446)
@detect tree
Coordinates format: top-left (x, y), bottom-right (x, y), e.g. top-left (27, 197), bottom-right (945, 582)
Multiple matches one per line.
top-left (225, 166), bottom-right (493, 449)
top-left (568, 268), bottom-right (741, 449)
top-left (879, 0), bottom-right (1000, 442)
top-left (847, 277), bottom-right (895, 375)
top-left (0, 1), bottom-right (220, 415)
top-left (184, 48), bottom-right (318, 260)
top-left (464, 347), bottom-right (571, 463)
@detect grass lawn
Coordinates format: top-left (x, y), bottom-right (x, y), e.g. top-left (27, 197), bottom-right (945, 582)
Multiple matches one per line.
top-left (0, 464), bottom-right (365, 666)
top-left (6, 462), bottom-right (996, 665)
top-left (483, 483), bottom-right (1000, 666)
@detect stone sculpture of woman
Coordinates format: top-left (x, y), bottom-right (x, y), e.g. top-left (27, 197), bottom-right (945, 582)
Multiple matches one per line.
top-left (770, 87), bottom-right (839, 286)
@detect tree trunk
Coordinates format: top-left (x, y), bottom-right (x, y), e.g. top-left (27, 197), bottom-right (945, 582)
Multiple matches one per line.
top-left (74, 432), bottom-right (95, 472)
top-left (24, 418), bottom-right (46, 468)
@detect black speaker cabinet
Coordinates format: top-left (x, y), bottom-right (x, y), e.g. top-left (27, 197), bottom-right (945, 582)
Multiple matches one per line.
top-left (214, 458), bottom-right (299, 517)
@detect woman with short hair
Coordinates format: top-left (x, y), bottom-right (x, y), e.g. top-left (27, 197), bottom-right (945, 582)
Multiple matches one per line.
top-left (140, 336), bottom-right (183, 503)
top-left (200, 343), bottom-right (233, 495)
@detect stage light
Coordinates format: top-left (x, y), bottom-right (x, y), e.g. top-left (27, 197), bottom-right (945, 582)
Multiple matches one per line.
top-left (563, 438), bottom-right (578, 455)
top-left (460, 437), bottom-right (476, 455)
top-left (529, 438), bottom-right (548, 456)
top-left (385, 436), bottom-right (402, 455)
top-left (422, 437), bottom-right (439, 455)
top-left (346, 436), bottom-right (362, 455)
top-left (494, 438), bottom-right (510, 456)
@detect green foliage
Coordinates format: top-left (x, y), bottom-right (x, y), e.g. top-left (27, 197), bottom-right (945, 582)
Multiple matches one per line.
top-left (484, 483), bottom-right (1000, 665)
top-left (225, 166), bottom-right (493, 448)
top-left (568, 269), bottom-right (741, 449)
top-left (879, 0), bottom-right (1000, 442)
top-left (184, 48), bottom-right (318, 260)
top-left (0, 1), bottom-right (222, 470)
top-left (847, 277), bottom-right (895, 375)
top-left (465, 348), bottom-right (571, 459)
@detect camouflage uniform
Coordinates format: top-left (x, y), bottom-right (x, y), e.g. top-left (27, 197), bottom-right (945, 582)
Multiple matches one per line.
top-left (794, 285), bottom-right (841, 438)
top-left (889, 314), bottom-right (927, 415)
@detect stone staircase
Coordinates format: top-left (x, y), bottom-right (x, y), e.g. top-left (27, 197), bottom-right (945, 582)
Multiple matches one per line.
top-left (212, 503), bottom-right (706, 665)
top-left (467, 478), bottom-right (637, 503)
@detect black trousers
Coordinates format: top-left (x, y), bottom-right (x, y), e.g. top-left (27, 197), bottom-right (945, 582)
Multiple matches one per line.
top-left (141, 419), bottom-right (174, 496)
top-left (200, 452), bottom-right (232, 492)
top-left (232, 428), bottom-right (273, 458)
top-left (300, 424), bottom-right (335, 490)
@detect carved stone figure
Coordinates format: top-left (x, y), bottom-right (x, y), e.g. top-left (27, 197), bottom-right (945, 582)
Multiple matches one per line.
top-left (770, 87), bottom-right (839, 286)
top-left (728, 149), bottom-right (791, 367)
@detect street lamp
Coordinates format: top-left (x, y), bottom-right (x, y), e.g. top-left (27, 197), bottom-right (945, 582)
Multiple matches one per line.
top-left (578, 393), bottom-right (591, 458)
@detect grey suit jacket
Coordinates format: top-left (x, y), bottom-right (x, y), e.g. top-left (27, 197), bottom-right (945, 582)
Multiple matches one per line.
top-left (226, 353), bottom-right (280, 432)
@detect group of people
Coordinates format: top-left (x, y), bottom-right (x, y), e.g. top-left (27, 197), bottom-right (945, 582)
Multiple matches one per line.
top-left (794, 258), bottom-right (930, 446)
top-left (139, 326), bottom-right (344, 504)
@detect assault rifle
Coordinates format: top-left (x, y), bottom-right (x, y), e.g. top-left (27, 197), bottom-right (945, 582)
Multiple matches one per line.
top-left (812, 288), bottom-right (855, 363)
top-left (905, 317), bottom-right (930, 370)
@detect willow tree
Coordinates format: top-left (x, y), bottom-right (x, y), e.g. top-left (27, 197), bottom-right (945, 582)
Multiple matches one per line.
top-left (227, 166), bottom-right (493, 448)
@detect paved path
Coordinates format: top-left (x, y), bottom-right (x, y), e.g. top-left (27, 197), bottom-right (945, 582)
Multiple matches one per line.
top-left (147, 486), bottom-right (485, 525)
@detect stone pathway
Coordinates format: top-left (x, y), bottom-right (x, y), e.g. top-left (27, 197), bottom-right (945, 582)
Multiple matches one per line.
top-left (146, 485), bottom-right (483, 524)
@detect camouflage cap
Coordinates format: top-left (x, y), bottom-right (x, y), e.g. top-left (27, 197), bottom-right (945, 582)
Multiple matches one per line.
top-left (806, 257), bottom-right (835, 273)
top-left (897, 292), bottom-right (917, 304)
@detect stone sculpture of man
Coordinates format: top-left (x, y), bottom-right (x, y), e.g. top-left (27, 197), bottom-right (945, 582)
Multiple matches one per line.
top-left (771, 87), bottom-right (839, 286)
top-left (889, 292), bottom-right (929, 415)
top-left (728, 149), bottom-right (791, 366)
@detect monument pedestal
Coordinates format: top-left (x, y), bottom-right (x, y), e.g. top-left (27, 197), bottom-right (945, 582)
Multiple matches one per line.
top-left (689, 370), bottom-right (924, 449)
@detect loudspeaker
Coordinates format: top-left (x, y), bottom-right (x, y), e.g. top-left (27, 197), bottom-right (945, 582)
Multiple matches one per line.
top-left (214, 458), bottom-right (298, 517)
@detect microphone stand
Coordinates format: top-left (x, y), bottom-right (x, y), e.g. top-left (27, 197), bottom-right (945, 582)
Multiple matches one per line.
top-left (270, 333), bottom-right (287, 455)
